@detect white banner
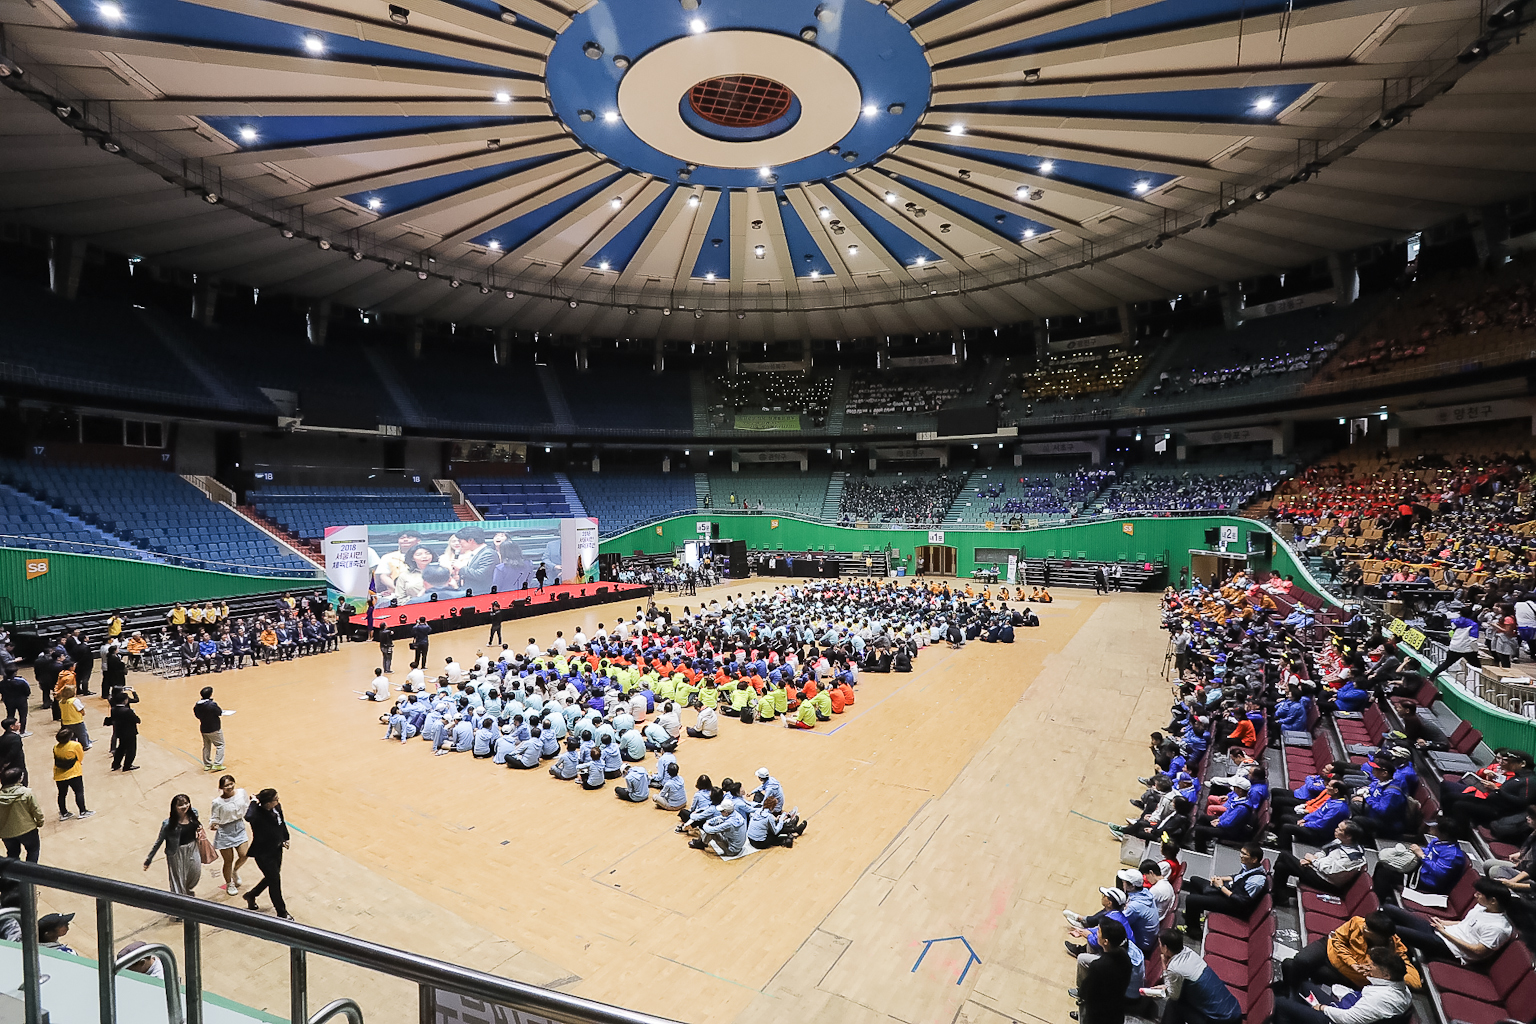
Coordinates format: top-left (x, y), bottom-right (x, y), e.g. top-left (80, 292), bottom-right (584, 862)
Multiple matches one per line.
top-left (1237, 289), bottom-right (1336, 321)
top-left (1396, 398), bottom-right (1536, 428)
top-left (561, 517), bottom-right (601, 582)
top-left (323, 524), bottom-right (370, 600)
top-left (1182, 425), bottom-right (1282, 448)
top-left (928, 530), bottom-right (946, 544)
top-left (1006, 553), bottom-right (1018, 584)
top-left (1046, 332), bottom-right (1125, 354)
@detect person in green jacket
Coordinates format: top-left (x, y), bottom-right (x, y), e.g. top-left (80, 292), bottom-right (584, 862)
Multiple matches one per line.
top-left (724, 682), bottom-right (753, 718)
top-left (756, 687), bottom-right (778, 722)
top-left (811, 688), bottom-right (833, 721)
top-left (697, 682), bottom-right (720, 710)
top-left (771, 684), bottom-right (789, 717)
top-left (0, 768), bottom-right (45, 862)
top-left (787, 700), bottom-right (818, 730)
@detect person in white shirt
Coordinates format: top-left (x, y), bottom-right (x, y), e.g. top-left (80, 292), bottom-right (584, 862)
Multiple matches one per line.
top-left (1382, 880), bottom-right (1514, 965)
top-left (686, 705), bottom-right (719, 739)
top-left (360, 668), bottom-right (390, 701)
top-left (1140, 859), bottom-right (1176, 923)
top-left (525, 638), bottom-right (542, 660)
top-left (402, 666), bottom-right (427, 692)
top-left (473, 652), bottom-right (490, 673)
top-left (1272, 945), bottom-right (1412, 1024)
top-left (657, 702), bottom-right (682, 740)
top-left (573, 629), bottom-right (588, 649)
top-left (444, 658), bottom-right (466, 684)
top-left (552, 631), bottom-right (567, 655)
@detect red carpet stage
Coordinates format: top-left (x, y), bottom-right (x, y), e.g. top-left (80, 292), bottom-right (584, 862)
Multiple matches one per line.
top-left (355, 582), bottom-right (652, 640)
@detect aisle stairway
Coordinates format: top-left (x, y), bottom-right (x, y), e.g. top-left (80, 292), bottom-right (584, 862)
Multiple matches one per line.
top-left (236, 505), bottom-right (321, 563)
top-left (825, 368), bottom-right (852, 436)
top-left (694, 472), bottom-right (711, 509)
top-left (942, 471), bottom-right (977, 524)
top-left (553, 472), bottom-right (587, 517)
top-left (689, 371), bottom-right (713, 435)
top-left (537, 366), bottom-right (576, 429)
top-left (821, 471), bottom-right (846, 521)
top-left (453, 504), bottom-right (479, 522)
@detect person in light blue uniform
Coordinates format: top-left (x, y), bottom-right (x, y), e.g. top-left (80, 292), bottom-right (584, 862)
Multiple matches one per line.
top-left (650, 750), bottom-right (677, 788)
top-left (383, 707), bottom-right (416, 743)
top-left (549, 739), bottom-right (581, 779)
top-left (539, 725), bottom-right (561, 759)
top-left (509, 729), bottom-right (542, 769)
top-left (472, 721), bottom-right (497, 758)
top-left (615, 764), bottom-right (650, 801)
top-left (492, 725), bottom-right (518, 765)
top-left (579, 756), bottom-right (607, 789)
top-left (618, 728), bottom-right (647, 762)
top-left (613, 709), bottom-right (636, 735)
top-left (435, 715), bottom-right (473, 755)
top-left (597, 734), bottom-right (623, 778)
top-left (421, 711), bottom-right (446, 750)
top-left (751, 767), bottom-right (784, 809)
top-left (694, 799), bottom-right (748, 857)
top-left (654, 763), bottom-right (686, 810)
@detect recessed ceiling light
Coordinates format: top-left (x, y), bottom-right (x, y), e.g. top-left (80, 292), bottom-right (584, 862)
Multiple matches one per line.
top-left (1133, 179), bottom-right (1151, 194)
top-left (863, 104), bottom-right (877, 117)
top-left (884, 191), bottom-right (898, 203)
top-left (367, 197), bottom-right (382, 210)
top-left (818, 206), bottom-right (831, 219)
top-left (758, 167), bottom-right (772, 179)
top-left (610, 197), bottom-right (623, 209)
top-left (238, 125), bottom-right (257, 142)
top-left (603, 110), bottom-right (619, 123)
top-left (488, 240), bottom-right (502, 250)
top-left (303, 34), bottom-right (325, 54)
top-left (753, 245), bottom-right (766, 257)
top-left (494, 91), bottom-right (511, 103)
top-left (1253, 95), bottom-right (1275, 112)
top-left (809, 270), bottom-right (820, 278)
top-left (913, 256), bottom-right (925, 266)
top-left (1024, 228), bottom-right (1036, 238)
top-left (1038, 160), bottom-right (1054, 175)
top-left (947, 124), bottom-right (965, 135)
top-left (847, 244), bottom-right (859, 255)
top-left (705, 272), bottom-right (715, 280)
top-left (689, 17), bottom-right (705, 32)
top-left (599, 261), bottom-right (610, 270)
top-left (97, 2), bottom-right (123, 20)
top-left (687, 194), bottom-right (701, 207)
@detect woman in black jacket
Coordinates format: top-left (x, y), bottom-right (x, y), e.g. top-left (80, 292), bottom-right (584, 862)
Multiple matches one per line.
top-left (243, 788), bottom-right (292, 919)
top-left (107, 690), bottom-right (141, 772)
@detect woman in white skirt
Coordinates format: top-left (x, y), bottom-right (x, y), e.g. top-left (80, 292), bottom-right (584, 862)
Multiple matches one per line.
top-left (143, 794), bottom-right (203, 896)
top-left (209, 774), bottom-right (251, 895)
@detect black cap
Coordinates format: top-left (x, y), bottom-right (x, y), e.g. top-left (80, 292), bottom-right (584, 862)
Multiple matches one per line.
top-left (38, 912), bottom-right (74, 930)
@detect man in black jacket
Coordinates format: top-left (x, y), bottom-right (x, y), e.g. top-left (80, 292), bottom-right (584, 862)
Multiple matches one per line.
top-left (1072, 918), bottom-right (1133, 1024)
top-left (108, 691), bottom-right (142, 772)
top-left (0, 718), bottom-right (26, 784)
top-left (69, 632), bottom-right (96, 697)
top-left (410, 618), bottom-right (431, 669)
top-left (101, 645), bottom-right (128, 699)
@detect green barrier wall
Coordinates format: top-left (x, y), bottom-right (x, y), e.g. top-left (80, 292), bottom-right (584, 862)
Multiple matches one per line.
top-left (0, 546), bottom-right (317, 619)
top-left (600, 513), bottom-right (1322, 594)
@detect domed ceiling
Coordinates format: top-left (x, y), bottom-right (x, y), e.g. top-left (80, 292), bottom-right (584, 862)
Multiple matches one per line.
top-left (0, 0), bottom-right (1532, 338)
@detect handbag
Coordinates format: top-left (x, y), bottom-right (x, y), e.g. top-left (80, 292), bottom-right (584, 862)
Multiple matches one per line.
top-left (196, 827), bottom-right (218, 866)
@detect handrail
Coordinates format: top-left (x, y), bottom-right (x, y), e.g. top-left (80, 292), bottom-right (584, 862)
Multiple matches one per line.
top-left (0, 860), bottom-right (683, 1024)
top-left (114, 941), bottom-right (186, 1024)
top-left (309, 998), bottom-right (365, 1024)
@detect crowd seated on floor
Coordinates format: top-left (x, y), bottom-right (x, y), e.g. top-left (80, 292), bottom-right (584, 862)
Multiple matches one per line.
top-left (1097, 471), bottom-right (1280, 514)
top-left (364, 580), bottom-right (1033, 857)
top-left (844, 370), bottom-right (966, 419)
top-left (839, 474), bottom-right (963, 525)
top-left (712, 373), bottom-right (834, 427)
top-left (1054, 561), bottom-right (1536, 1024)
top-left (1150, 341), bottom-right (1338, 398)
top-left (1261, 433), bottom-right (1534, 601)
top-left (1317, 260), bottom-right (1536, 384)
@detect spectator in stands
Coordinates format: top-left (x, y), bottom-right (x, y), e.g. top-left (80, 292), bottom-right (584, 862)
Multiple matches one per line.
top-left (1181, 843), bottom-right (1267, 938)
top-left (1381, 879), bottom-right (1515, 965)
top-left (1371, 818), bottom-right (1466, 902)
top-left (1138, 928), bottom-right (1241, 1024)
top-left (1070, 917), bottom-right (1133, 1024)
top-left (1272, 945), bottom-right (1412, 1024)
top-left (1282, 911), bottom-right (1419, 992)
top-left (1270, 820), bottom-right (1368, 906)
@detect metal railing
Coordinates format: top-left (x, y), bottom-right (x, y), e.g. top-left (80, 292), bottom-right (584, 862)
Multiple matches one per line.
top-left (1, 860), bottom-right (682, 1024)
top-left (0, 534), bottom-right (322, 579)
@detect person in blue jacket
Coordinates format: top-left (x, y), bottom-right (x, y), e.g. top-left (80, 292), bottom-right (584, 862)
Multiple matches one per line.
top-left (1349, 761), bottom-right (1407, 839)
top-left (1191, 777), bottom-right (1256, 851)
top-left (1275, 687), bottom-right (1312, 732)
top-left (1371, 818), bottom-right (1467, 900)
top-left (1333, 676), bottom-right (1371, 712)
top-left (1277, 779), bottom-right (1351, 846)
top-left (614, 764), bottom-right (650, 801)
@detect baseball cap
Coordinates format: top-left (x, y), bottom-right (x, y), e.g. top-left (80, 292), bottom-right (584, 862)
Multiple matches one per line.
top-left (756, 767), bottom-right (771, 779)
top-left (38, 912), bottom-right (74, 930)
top-left (1231, 777), bottom-right (1251, 791)
top-left (1116, 867), bottom-right (1145, 887)
top-left (1099, 887), bottom-right (1128, 908)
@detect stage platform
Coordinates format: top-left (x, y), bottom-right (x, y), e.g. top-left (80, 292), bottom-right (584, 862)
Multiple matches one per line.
top-left (354, 581), bottom-right (651, 639)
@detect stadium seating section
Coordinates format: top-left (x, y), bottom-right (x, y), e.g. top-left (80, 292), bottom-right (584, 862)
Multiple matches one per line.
top-left (708, 469), bottom-right (831, 518)
top-left (0, 461), bottom-right (313, 575)
top-left (557, 358), bottom-right (693, 432)
top-left (0, 480), bottom-right (145, 559)
top-left (456, 477), bottom-right (574, 520)
top-left (249, 487), bottom-right (459, 540)
top-left (566, 471), bottom-right (696, 533)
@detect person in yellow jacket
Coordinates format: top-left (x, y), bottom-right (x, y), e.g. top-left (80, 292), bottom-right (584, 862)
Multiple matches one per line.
top-left (756, 685), bottom-right (778, 722)
top-left (51, 727), bottom-right (91, 821)
top-left (725, 682), bottom-right (753, 718)
top-left (811, 687), bottom-right (833, 721)
top-left (697, 682), bottom-right (721, 710)
top-left (771, 683), bottom-right (789, 718)
top-left (786, 699), bottom-right (818, 730)
top-left (57, 685), bottom-right (91, 749)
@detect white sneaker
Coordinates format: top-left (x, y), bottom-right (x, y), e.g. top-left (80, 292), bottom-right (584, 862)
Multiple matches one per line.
top-left (1062, 910), bottom-right (1083, 927)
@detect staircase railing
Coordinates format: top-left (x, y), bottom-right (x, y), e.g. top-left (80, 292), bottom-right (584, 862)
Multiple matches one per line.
top-left (1, 860), bottom-right (681, 1024)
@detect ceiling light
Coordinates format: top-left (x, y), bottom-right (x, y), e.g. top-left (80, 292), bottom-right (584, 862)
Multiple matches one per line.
top-left (1015, 186), bottom-right (1028, 199)
top-left (815, 3), bottom-right (833, 21)
top-left (818, 206), bottom-right (831, 219)
top-left (418, 270), bottom-right (429, 280)
top-left (603, 110), bottom-right (619, 123)
top-left (913, 256), bottom-right (925, 266)
top-left (689, 17), bottom-right (706, 32)
top-left (578, 109), bottom-right (594, 122)
top-left (687, 194), bottom-right (701, 207)
top-left (863, 104), bottom-right (877, 117)
top-left (884, 191), bottom-right (897, 203)
top-left (809, 270), bottom-right (820, 278)
top-left (494, 90), bottom-right (511, 103)
top-left (238, 125), bottom-right (258, 143)
top-left (303, 34), bottom-right (325, 54)
top-left (613, 54), bottom-right (630, 69)
top-left (1023, 67), bottom-right (1040, 83)
top-left (367, 197), bottom-right (382, 210)
top-left (759, 166), bottom-right (772, 179)
top-left (569, 299), bottom-right (578, 308)
top-left (610, 196), bottom-right (623, 209)
top-left (599, 261), bottom-right (610, 270)
top-left (498, 8), bottom-right (516, 22)
top-left (1038, 159), bottom-right (1054, 175)
top-left (504, 290), bottom-right (515, 298)
top-left (705, 272), bottom-right (715, 280)
top-left (753, 245), bottom-right (766, 257)
top-left (1023, 228), bottom-right (1036, 238)
top-left (317, 238), bottom-right (330, 249)
top-left (487, 240), bottom-right (501, 250)
top-left (800, 26), bottom-right (817, 40)
top-left (281, 228), bottom-right (294, 239)
top-left (662, 306), bottom-right (672, 315)
top-left (98, 1), bottom-right (124, 19)
top-left (388, 4), bottom-right (409, 25)
top-left (202, 191), bottom-right (219, 204)
top-left (352, 250), bottom-right (364, 261)
top-left (1253, 95), bottom-right (1275, 113)
top-left (99, 139), bottom-right (121, 153)
top-left (54, 105), bottom-right (74, 119)
top-left (583, 41), bottom-right (603, 58)
top-left (846, 244), bottom-right (859, 255)
top-left (680, 0), bottom-right (698, 8)
top-left (450, 278), bottom-right (463, 288)
top-left (947, 124), bottom-right (965, 135)
top-left (1132, 179), bottom-right (1151, 194)
top-left (694, 309), bottom-right (702, 319)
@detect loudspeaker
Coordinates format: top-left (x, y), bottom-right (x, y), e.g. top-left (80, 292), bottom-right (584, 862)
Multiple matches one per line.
top-left (1204, 528), bottom-right (1220, 546)
top-left (596, 586), bottom-right (609, 595)
top-left (464, 588), bottom-right (474, 597)
top-left (555, 592), bottom-right (571, 602)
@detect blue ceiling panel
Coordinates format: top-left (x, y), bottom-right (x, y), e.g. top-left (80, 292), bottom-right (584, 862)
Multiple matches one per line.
top-left (470, 173), bottom-right (622, 251)
top-left (200, 115), bottom-right (533, 149)
top-left (584, 186), bottom-right (677, 271)
top-left (691, 195), bottom-right (732, 280)
top-left (343, 154), bottom-right (563, 215)
top-left (889, 174), bottom-right (1052, 244)
top-left (919, 143), bottom-right (1177, 197)
top-left (829, 185), bottom-right (940, 267)
top-left (932, 84), bottom-right (1314, 123)
top-left (776, 194), bottom-right (836, 277)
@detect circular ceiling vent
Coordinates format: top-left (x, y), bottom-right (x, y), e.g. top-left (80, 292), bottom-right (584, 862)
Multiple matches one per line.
top-left (688, 75), bottom-right (794, 128)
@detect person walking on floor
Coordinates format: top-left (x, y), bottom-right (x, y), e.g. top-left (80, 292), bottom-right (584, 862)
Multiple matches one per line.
top-left (51, 726), bottom-right (90, 822)
top-left (143, 794), bottom-right (205, 896)
top-left (244, 788), bottom-right (292, 919)
top-left (375, 626), bottom-right (393, 674)
top-left (1, 671), bottom-right (29, 737)
top-left (194, 686), bottom-right (228, 771)
top-left (108, 690), bottom-right (142, 772)
top-left (209, 774), bottom-right (251, 896)
top-left (0, 717), bottom-right (26, 785)
top-left (0, 768), bottom-right (45, 862)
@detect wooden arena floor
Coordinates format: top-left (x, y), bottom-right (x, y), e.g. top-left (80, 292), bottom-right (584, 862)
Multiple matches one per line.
top-left (19, 582), bottom-right (1171, 1024)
